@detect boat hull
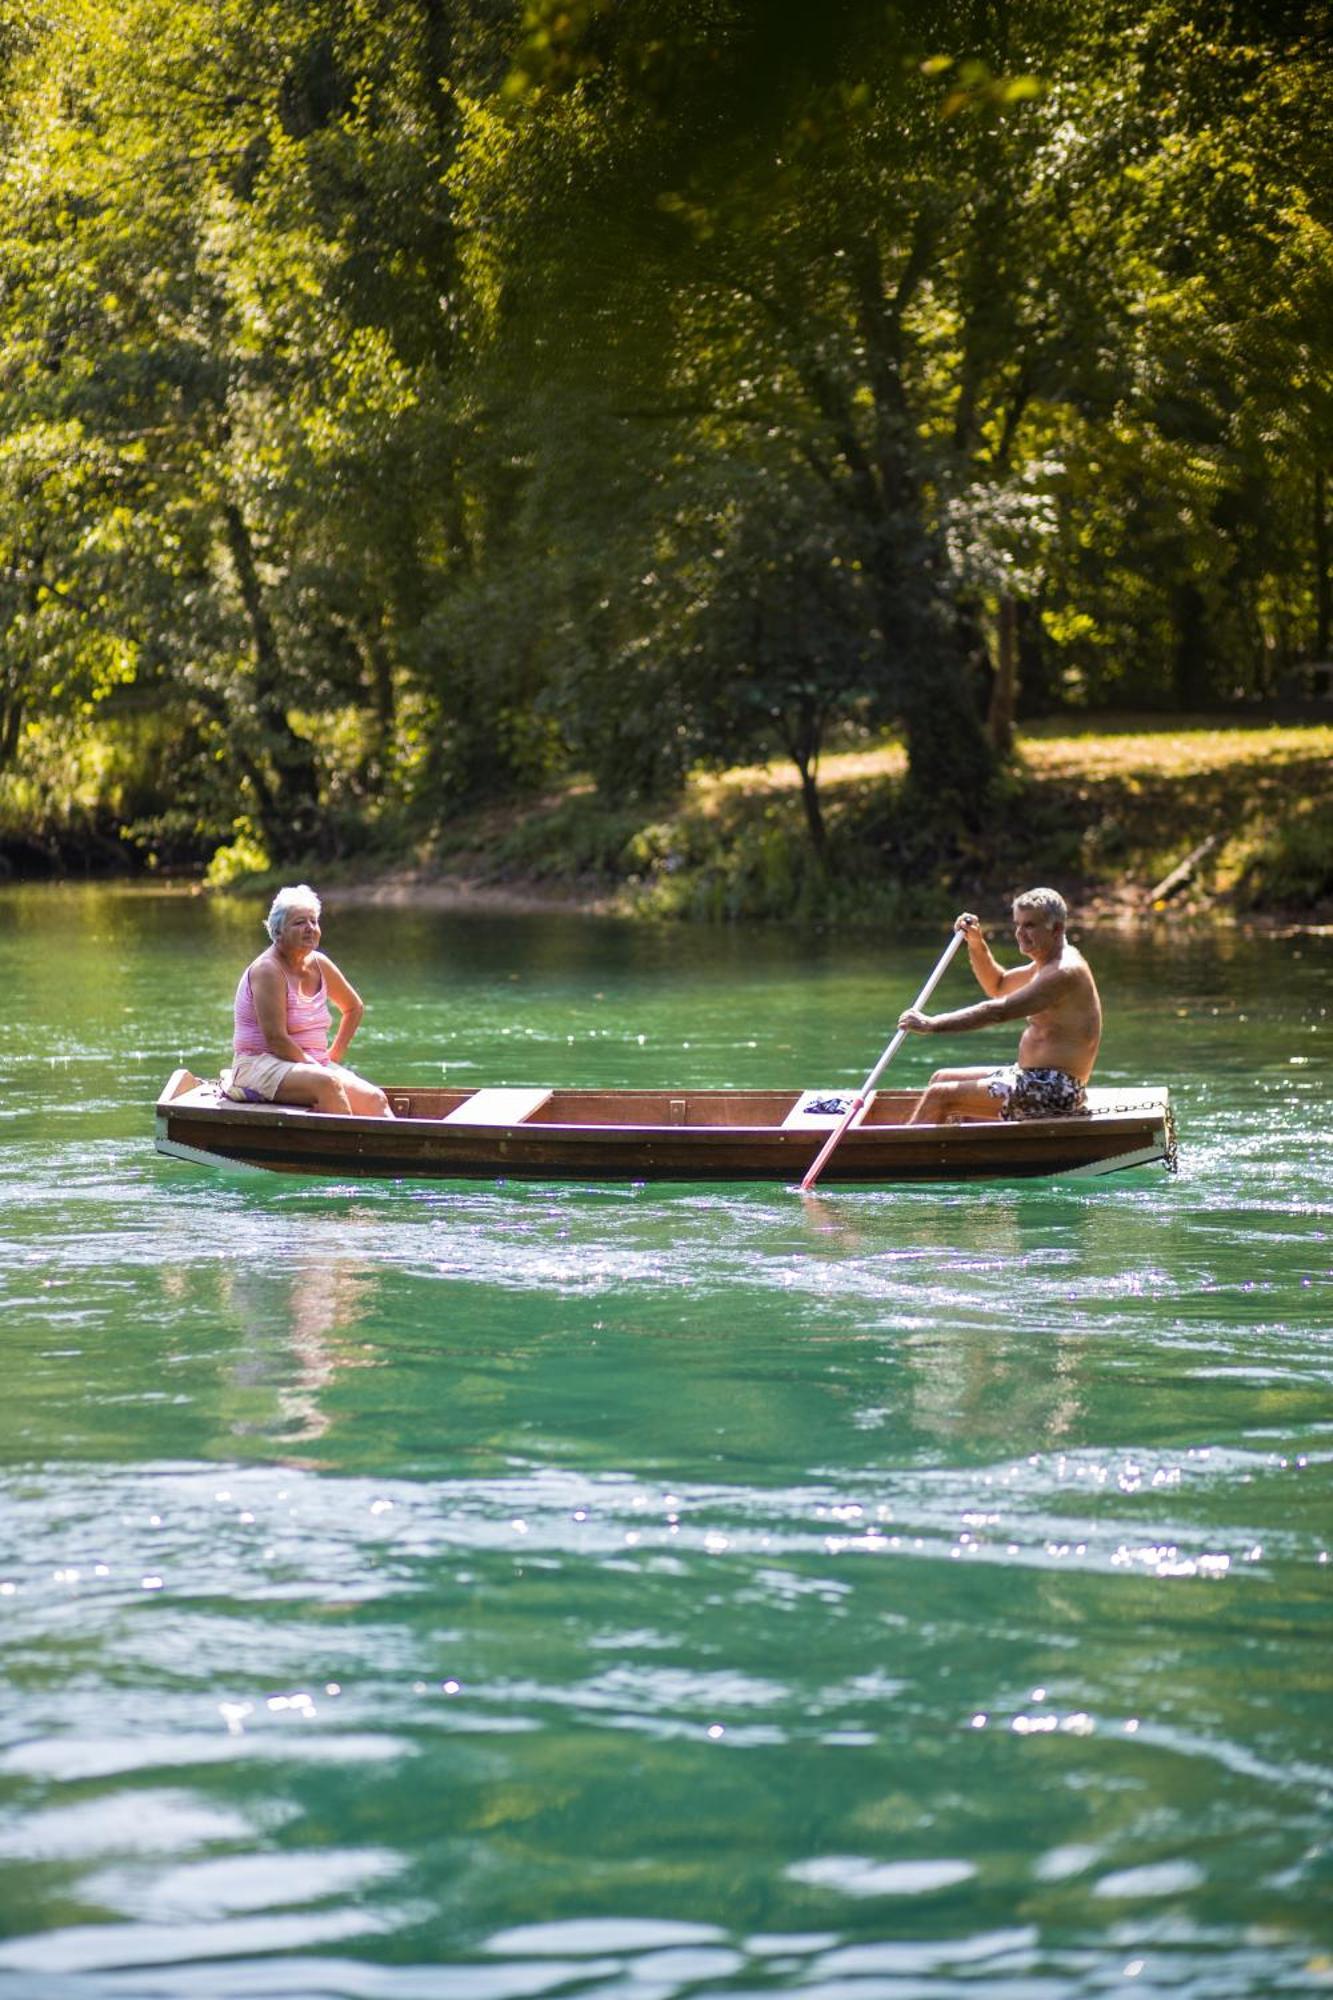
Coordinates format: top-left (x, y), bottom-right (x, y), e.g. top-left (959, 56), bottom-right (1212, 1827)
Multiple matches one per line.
top-left (154, 1074), bottom-right (1176, 1185)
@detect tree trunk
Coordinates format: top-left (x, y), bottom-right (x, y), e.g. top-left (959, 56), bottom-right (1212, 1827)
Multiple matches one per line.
top-left (869, 546), bottom-right (997, 820)
top-left (418, 0), bottom-right (455, 147)
top-left (359, 626), bottom-right (397, 786)
top-left (1171, 578), bottom-right (1210, 709)
top-left (412, 0), bottom-right (461, 377)
top-left (899, 660), bottom-right (996, 823)
top-left (842, 228), bottom-right (996, 818)
top-left (987, 595), bottom-right (1018, 755)
top-left (0, 691), bottom-right (22, 772)
top-left (794, 754), bottom-right (829, 871)
top-left (1014, 596), bottom-right (1056, 718)
top-left (1316, 464), bottom-right (1330, 659)
top-left (777, 692), bottom-right (830, 873)
top-left (222, 499), bottom-right (321, 859)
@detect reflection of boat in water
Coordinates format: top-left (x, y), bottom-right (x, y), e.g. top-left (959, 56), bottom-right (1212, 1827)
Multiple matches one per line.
top-left (156, 1070), bottom-right (1176, 1184)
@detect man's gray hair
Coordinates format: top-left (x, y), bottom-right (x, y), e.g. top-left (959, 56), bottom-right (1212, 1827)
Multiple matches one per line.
top-left (1013, 886), bottom-right (1068, 926)
top-left (265, 884), bottom-right (321, 942)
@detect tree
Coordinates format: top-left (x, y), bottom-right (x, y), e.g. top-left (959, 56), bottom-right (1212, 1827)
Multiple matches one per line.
top-left (2, 0), bottom-right (1329, 881)
top-left (0, 0), bottom-right (491, 857)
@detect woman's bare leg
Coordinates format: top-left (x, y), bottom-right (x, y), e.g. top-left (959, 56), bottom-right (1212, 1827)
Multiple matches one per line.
top-left (273, 1063), bottom-right (353, 1114)
top-left (326, 1063), bottom-right (394, 1118)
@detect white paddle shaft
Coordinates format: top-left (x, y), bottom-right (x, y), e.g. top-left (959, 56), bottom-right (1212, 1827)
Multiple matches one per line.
top-left (799, 928), bottom-right (967, 1193)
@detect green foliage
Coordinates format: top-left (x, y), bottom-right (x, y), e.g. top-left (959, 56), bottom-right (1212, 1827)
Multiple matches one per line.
top-left (0, 0), bottom-right (1328, 909)
top-left (487, 794), bottom-right (658, 882)
top-left (633, 802), bottom-right (849, 925)
top-left (1238, 800), bottom-right (1333, 910)
top-left (204, 819), bottom-right (272, 889)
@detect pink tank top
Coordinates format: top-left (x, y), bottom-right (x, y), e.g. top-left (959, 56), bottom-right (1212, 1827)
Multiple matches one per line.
top-left (233, 961), bottom-right (331, 1062)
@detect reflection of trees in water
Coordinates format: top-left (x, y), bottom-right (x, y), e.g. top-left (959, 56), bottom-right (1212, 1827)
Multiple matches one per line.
top-left (162, 1254), bottom-right (379, 1448)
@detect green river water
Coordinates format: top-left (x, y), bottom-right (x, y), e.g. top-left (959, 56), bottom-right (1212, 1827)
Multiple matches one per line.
top-left (0, 884), bottom-right (1329, 2000)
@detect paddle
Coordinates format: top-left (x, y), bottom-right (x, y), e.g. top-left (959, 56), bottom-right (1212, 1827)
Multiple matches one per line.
top-left (799, 928), bottom-right (967, 1193)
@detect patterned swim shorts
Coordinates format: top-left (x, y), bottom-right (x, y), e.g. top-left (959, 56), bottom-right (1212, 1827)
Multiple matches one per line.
top-left (985, 1065), bottom-right (1088, 1122)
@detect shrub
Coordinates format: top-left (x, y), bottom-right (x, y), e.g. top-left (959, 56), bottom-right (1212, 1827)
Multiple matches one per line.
top-left (205, 820), bottom-right (272, 889)
top-left (1237, 801), bottom-right (1333, 909)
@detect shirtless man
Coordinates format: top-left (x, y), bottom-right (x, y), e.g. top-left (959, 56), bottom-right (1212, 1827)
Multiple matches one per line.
top-left (897, 887), bottom-right (1101, 1124)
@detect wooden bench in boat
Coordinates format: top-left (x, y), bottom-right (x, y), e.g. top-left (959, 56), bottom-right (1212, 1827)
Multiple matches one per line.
top-left (440, 1086), bottom-right (553, 1126)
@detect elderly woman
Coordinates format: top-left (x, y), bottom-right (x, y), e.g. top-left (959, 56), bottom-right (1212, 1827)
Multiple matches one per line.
top-left (230, 885), bottom-right (393, 1116)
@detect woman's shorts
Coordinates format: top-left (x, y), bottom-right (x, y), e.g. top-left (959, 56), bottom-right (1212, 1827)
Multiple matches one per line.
top-left (223, 1051), bottom-right (329, 1103)
top-left (985, 1065), bottom-right (1088, 1121)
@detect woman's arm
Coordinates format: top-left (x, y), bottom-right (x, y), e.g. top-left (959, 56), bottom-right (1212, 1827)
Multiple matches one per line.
top-left (319, 955), bottom-right (365, 1064)
top-left (250, 959), bottom-right (307, 1061)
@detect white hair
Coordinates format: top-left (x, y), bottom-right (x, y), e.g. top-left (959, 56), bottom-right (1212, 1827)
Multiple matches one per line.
top-left (265, 884), bottom-right (321, 942)
top-left (1013, 886), bottom-right (1068, 926)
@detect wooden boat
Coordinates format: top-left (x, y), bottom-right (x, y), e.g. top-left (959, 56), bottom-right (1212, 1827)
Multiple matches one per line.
top-left (154, 1071), bottom-right (1177, 1184)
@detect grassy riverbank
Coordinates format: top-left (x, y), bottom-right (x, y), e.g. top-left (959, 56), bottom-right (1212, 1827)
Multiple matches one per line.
top-left (323, 716), bottom-right (1333, 927)
top-left (6, 714), bottom-right (1327, 925)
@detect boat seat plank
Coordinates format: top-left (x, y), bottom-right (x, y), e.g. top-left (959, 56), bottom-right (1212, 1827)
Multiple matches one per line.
top-left (782, 1089), bottom-right (867, 1130)
top-left (443, 1086), bottom-right (553, 1126)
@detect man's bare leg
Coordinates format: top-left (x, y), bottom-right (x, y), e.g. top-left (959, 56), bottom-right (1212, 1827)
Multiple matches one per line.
top-left (918, 1065), bottom-right (996, 1086)
top-left (908, 1077), bottom-right (1003, 1126)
